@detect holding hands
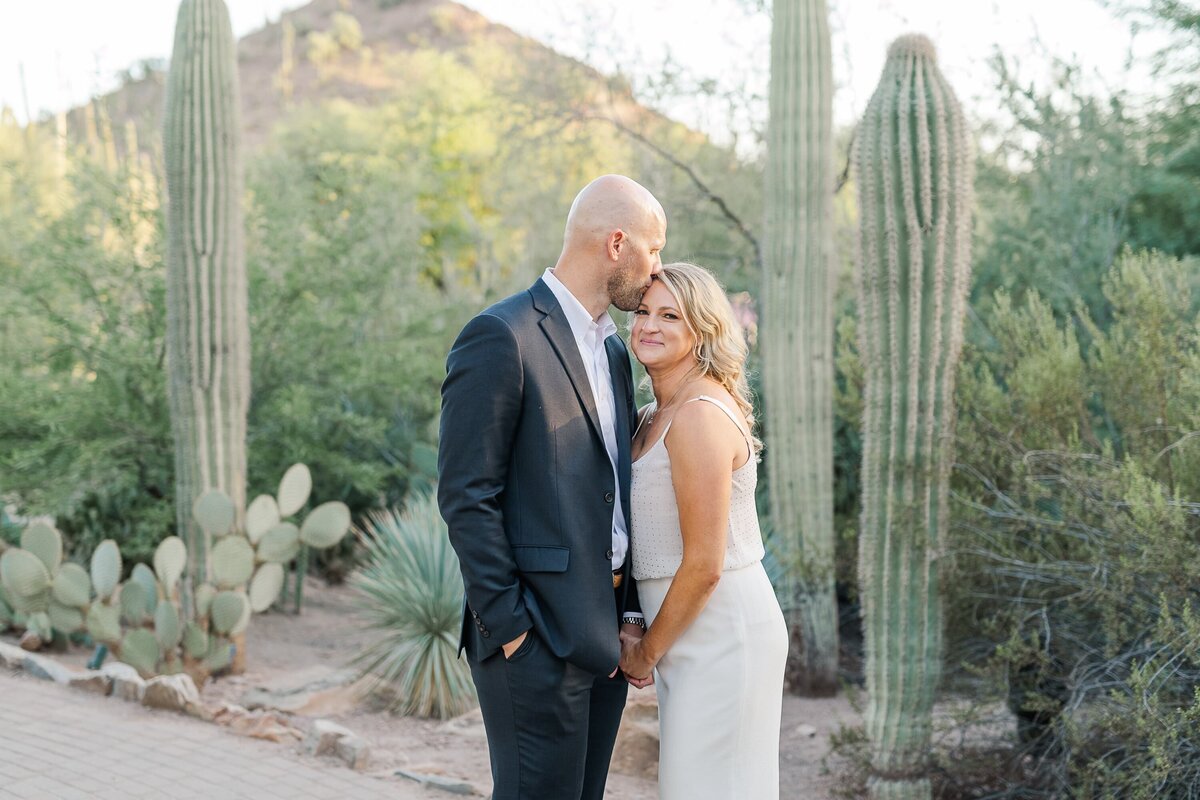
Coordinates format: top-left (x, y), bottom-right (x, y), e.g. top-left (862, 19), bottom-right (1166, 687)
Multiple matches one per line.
top-left (619, 624), bottom-right (656, 689)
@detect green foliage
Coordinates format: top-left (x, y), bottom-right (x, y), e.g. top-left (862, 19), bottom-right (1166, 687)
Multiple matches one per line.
top-left (940, 249), bottom-right (1200, 794)
top-left (351, 490), bottom-right (476, 719)
top-left (0, 32), bottom-right (762, 579)
top-left (972, 51), bottom-right (1200, 326)
top-left (307, 12), bottom-right (364, 75)
top-left (0, 144), bottom-right (172, 566)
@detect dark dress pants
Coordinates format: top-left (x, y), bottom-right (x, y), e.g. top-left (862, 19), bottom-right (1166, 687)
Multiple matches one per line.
top-left (468, 628), bottom-right (628, 800)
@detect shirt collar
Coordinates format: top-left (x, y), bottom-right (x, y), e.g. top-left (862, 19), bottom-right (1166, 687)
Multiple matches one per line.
top-left (542, 269), bottom-right (617, 346)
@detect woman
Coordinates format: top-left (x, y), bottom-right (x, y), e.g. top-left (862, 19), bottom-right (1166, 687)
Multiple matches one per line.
top-left (619, 262), bottom-right (787, 799)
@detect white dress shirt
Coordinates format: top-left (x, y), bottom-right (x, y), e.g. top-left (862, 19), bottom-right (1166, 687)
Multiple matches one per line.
top-left (542, 269), bottom-right (630, 572)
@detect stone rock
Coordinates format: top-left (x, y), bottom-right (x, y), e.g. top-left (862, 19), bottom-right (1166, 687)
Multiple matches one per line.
top-left (102, 662), bottom-right (145, 702)
top-left (796, 723), bottom-right (818, 738)
top-left (18, 630), bottom-right (42, 651)
top-left (306, 718), bottom-right (357, 757)
top-left (305, 719), bottom-right (371, 770)
top-left (335, 735), bottom-right (371, 770)
top-left (143, 673), bottom-right (204, 717)
top-left (210, 702), bottom-right (302, 743)
top-left (394, 768), bottom-right (478, 795)
top-left (67, 670), bottom-right (112, 695)
top-left (0, 641), bottom-right (26, 669)
top-left (21, 652), bottom-right (73, 684)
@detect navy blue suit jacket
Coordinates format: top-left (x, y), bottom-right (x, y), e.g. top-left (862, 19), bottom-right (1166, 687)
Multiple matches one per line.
top-left (438, 278), bottom-right (640, 677)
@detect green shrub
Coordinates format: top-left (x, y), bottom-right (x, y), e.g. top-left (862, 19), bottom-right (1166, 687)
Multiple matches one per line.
top-left (350, 490), bottom-right (476, 719)
top-left (938, 249), bottom-right (1200, 795)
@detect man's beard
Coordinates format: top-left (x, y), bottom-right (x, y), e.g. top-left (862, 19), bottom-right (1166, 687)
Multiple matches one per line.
top-left (608, 263), bottom-right (648, 311)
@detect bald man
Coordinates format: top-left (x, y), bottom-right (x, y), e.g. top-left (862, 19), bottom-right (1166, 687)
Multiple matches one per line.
top-left (439, 175), bottom-right (666, 799)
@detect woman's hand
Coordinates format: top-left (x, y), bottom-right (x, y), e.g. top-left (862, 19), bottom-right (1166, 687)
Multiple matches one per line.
top-left (619, 629), bottom-right (657, 688)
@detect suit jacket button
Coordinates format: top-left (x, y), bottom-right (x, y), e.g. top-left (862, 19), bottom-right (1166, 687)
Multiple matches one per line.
top-left (481, 630), bottom-right (490, 638)
top-left (605, 548), bottom-right (614, 560)
top-left (604, 491), bottom-right (614, 504)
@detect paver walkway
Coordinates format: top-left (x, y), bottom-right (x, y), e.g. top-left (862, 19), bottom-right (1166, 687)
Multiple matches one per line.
top-left (0, 670), bottom-right (443, 799)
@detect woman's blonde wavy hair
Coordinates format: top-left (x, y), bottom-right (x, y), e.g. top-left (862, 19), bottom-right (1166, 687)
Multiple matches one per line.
top-left (653, 262), bottom-right (762, 453)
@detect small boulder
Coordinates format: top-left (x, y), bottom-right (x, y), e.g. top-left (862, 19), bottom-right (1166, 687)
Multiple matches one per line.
top-left (143, 673), bottom-right (204, 717)
top-left (102, 662), bottom-right (145, 702)
top-left (211, 702), bottom-right (302, 743)
top-left (306, 719), bottom-right (370, 770)
top-left (394, 768), bottom-right (478, 795)
top-left (305, 719), bottom-right (356, 757)
top-left (18, 631), bottom-right (43, 652)
top-left (67, 670), bottom-right (113, 696)
top-left (796, 723), bottom-right (818, 738)
top-left (335, 735), bottom-right (371, 770)
top-left (21, 653), bottom-right (73, 684)
top-left (0, 641), bottom-right (26, 669)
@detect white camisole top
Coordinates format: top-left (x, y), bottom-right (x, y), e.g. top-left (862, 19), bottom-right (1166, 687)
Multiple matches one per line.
top-left (630, 395), bottom-right (766, 581)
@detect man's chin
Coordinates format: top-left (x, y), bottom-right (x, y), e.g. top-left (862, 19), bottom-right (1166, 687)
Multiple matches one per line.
top-left (610, 285), bottom-right (648, 312)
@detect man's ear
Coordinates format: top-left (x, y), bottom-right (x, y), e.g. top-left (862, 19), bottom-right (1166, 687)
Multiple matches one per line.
top-left (607, 229), bottom-right (627, 261)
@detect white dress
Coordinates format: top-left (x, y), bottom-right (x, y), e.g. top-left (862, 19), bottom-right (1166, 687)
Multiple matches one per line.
top-left (631, 395), bottom-right (788, 800)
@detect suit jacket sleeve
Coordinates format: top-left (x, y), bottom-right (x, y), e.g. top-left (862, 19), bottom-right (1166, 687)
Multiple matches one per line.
top-left (438, 312), bottom-right (532, 653)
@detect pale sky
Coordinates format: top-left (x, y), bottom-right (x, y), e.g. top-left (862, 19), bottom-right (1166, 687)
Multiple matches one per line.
top-left (0, 0), bottom-right (1167, 143)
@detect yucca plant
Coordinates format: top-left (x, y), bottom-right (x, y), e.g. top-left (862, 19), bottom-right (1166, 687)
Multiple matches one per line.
top-left (350, 490), bottom-right (476, 720)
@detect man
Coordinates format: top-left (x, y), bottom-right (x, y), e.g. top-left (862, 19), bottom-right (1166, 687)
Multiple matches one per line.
top-left (438, 174), bottom-right (666, 800)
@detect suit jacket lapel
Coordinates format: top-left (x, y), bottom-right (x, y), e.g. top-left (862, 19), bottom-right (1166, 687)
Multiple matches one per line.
top-left (532, 280), bottom-right (605, 445)
top-left (606, 334), bottom-right (633, 526)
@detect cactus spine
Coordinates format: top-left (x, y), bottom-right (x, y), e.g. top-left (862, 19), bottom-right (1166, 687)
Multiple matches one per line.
top-left (854, 35), bottom-right (973, 800)
top-left (763, 0), bottom-right (839, 695)
top-left (164, 0), bottom-right (250, 610)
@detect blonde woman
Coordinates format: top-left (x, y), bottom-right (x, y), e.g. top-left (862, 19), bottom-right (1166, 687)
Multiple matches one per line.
top-left (619, 262), bottom-right (787, 799)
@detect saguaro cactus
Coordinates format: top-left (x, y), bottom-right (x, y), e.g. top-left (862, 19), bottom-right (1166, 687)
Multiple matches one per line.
top-left (854, 34), bottom-right (973, 800)
top-left (763, 0), bottom-right (839, 695)
top-left (164, 0), bottom-right (250, 612)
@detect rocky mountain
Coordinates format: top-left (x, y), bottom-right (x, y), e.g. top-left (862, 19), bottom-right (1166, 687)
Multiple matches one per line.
top-left (64, 0), bottom-right (666, 155)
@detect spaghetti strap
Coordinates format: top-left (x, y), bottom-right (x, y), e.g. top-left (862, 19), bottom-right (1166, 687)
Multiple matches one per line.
top-left (633, 402), bottom-right (657, 438)
top-left (686, 395), bottom-right (753, 459)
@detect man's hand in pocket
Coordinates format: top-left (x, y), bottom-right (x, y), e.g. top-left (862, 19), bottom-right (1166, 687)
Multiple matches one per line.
top-left (502, 630), bottom-right (529, 659)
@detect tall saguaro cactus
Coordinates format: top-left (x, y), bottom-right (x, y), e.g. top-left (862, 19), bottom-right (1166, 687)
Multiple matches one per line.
top-left (854, 35), bottom-right (973, 800)
top-left (763, 0), bottom-right (839, 695)
top-left (164, 0), bottom-right (250, 611)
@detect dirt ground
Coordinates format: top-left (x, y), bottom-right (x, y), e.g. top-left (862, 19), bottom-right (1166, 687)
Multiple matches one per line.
top-left (6, 576), bottom-right (861, 797)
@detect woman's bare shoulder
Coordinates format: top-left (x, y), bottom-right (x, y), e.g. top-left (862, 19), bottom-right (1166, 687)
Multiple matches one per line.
top-left (665, 388), bottom-right (744, 464)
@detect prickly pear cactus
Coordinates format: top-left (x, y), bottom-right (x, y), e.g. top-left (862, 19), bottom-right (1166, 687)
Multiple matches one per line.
top-left (90, 540), bottom-right (122, 601)
top-left (21, 523), bottom-right (62, 575)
